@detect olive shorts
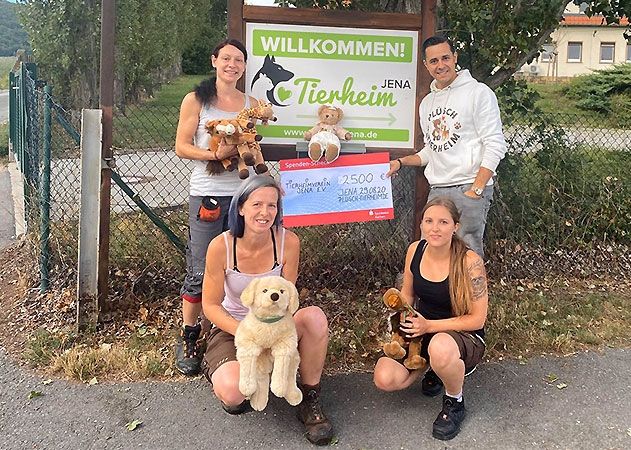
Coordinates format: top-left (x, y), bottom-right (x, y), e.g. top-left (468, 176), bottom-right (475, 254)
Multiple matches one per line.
top-left (201, 326), bottom-right (237, 384)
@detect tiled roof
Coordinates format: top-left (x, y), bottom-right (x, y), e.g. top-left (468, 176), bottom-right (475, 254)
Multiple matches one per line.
top-left (562, 14), bottom-right (629, 26)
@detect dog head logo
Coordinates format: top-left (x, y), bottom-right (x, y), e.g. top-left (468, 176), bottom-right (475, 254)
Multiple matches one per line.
top-left (251, 55), bottom-right (294, 107)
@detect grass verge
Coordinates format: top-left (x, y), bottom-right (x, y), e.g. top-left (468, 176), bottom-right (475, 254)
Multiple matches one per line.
top-left (0, 56), bottom-right (16, 90)
top-left (3, 238), bottom-right (630, 381)
top-left (146, 74), bottom-right (206, 107)
top-left (0, 122), bottom-right (8, 160)
top-left (24, 325), bottom-right (175, 382)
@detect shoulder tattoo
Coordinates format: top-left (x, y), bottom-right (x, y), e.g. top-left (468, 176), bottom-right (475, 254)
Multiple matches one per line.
top-left (471, 276), bottom-right (487, 300)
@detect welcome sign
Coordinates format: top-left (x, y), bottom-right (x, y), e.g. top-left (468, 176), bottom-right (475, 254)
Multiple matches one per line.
top-left (245, 23), bottom-right (418, 149)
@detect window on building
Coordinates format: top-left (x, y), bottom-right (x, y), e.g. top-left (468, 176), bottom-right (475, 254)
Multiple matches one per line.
top-left (627, 44), bottom-right (631, 62)
top-left (540, 44), bottom-right (555, 62)
top-left (567, 42), bottom-right (582, 62)
top-left (600, 43), bottom-right (615, 63)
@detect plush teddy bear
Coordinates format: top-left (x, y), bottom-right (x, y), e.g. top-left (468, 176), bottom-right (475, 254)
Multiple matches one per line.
top-left (382, 287), bottom-right (428, 370)
top-left (235, 276), bottom-right (302, 411)
top-left (304, 105), bottom-right (352, 163)
top-left (205, 118), bottom-right (263, 180)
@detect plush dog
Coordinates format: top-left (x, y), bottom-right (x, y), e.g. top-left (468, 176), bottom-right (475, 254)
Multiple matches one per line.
top-left (235, 276), bottom-right (302, 411)
top-left (382, 288), bottom-right (428, 370)
top-left (304, 105), bottom-right (352, 163)
top-left (205, 118), bottom-right (255, 179)
top-left (205, 102), bottom-right (275, 179)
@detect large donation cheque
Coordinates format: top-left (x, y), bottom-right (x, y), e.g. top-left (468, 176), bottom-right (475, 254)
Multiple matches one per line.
top-left (279, 152), bottom-right (394, 227)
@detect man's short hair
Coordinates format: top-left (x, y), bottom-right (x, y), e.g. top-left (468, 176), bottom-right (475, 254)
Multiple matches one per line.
top-left (422, 35), bottom-right (456, 60)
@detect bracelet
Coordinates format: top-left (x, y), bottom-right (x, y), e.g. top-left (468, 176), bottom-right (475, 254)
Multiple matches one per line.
top-left (396, 158), bottom-right (403, 169)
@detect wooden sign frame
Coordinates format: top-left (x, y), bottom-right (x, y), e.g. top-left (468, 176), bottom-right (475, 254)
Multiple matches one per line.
top-left (228, 0), bottom-right (436, 161)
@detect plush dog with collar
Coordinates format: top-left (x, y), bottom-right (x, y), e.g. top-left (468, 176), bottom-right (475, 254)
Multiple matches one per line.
top-left (382, 287), bottom-right (428, 370)
top-left (235, 276), bottom-right (302, 411)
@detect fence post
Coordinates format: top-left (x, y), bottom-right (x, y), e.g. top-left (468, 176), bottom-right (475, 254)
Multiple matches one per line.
top-left (39, 85), bottom-right (52, 293)
top-left (9, 71), bottom-right (15, 158)
top-left (98, 0), bottom-right (116, 317)
top-left (77, 109), bottom-right (103, 331)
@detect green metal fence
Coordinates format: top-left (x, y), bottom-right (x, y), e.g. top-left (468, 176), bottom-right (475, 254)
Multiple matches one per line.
top-left (9, 62), bottom-right (631, 303)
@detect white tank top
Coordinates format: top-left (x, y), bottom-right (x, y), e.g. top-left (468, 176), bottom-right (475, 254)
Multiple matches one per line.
top-left (189, 94), bottom-right (253, 197)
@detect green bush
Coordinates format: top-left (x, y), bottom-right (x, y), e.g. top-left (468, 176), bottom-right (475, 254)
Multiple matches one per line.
top-left (563, 64), bottom-right (631, 127)
top-left (492, 138), bottom-right (631, 247)
top-left (0, 122), bottom-right (8, 157)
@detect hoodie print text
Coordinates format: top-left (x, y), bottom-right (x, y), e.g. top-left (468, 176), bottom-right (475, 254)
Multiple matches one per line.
top-left (427, 106), bottom-right (462, 153)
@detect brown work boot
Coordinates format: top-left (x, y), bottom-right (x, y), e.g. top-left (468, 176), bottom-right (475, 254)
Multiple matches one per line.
top-left (296, 383), bottom-right (334, 446)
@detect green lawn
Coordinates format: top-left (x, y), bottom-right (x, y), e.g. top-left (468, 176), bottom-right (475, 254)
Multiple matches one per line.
top-left (0, 56), bottom-right (17, 90)
top-left (112, 74), bottom-right (207, 149)
top-left (146, 74), bottom-right (206, 107)
top-left (528, 82), bottom-right (606, 120)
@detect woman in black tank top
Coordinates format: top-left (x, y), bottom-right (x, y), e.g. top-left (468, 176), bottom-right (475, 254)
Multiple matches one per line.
top-left (373, 197), bottom-right (489, 441)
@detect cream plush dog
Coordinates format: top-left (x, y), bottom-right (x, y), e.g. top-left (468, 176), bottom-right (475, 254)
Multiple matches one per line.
top-left (235, 276), bottom-right (302, 411)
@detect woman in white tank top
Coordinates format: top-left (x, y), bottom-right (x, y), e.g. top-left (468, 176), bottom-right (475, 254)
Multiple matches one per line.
top-left (201, 176), bottom-right (335, 446)
top-left (173, 39), bottom-right (259, 378)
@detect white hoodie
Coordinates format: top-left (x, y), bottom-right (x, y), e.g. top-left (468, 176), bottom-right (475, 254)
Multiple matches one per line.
top-left (416, 69), bottom-right (507, 187)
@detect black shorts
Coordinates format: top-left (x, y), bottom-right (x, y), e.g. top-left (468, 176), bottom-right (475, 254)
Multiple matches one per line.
top-left (421, 331), bottom-right (485, 374)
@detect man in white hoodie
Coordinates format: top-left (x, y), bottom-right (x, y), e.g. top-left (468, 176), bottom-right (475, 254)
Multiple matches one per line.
top-left (389, 35), bottom-right (507, 259)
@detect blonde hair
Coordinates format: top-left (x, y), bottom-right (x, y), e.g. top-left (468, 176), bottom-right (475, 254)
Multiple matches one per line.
top-left (421, 197), bottom-right (472, 316)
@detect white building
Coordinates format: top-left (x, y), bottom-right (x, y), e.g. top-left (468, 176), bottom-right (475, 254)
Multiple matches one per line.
top-left (521, 3), bottom-right (630, 79)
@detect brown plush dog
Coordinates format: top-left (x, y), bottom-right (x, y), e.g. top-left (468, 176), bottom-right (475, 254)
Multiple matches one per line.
top-left (205, 118), bottom-right (261, 179)
top-left (382, 287), bottom-right (428, 370)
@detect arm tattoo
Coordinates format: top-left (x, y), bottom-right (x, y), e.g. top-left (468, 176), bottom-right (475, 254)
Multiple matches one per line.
top-left (467, 258), bottom-right (484, 273)
top-left (471, 276), bottom-right (488, 300)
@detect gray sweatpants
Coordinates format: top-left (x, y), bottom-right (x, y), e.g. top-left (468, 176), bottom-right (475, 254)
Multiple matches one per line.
top-left (427, 183), bottom-right (494, 258)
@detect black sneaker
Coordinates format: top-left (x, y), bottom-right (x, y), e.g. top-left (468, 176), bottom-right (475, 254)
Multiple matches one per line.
top-left (432, 395), bottom-right (466, 441)
top-left (421, 369), bottom-right (444, 397)
top-left (222, 400), bottom-right (252, 415)
top-left (175, 324), bottom-right (202, 376)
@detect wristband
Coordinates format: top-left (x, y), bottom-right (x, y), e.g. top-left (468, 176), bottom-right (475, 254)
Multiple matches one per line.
top-left (396, 158), bottom-right (403, 169)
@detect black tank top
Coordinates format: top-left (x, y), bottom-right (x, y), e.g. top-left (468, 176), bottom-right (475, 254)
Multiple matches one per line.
top-left (411, 240), bottom-right (484, 338)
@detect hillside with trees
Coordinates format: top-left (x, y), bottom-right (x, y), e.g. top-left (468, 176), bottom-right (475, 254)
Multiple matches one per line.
top-left (0, 0), bottom-right (30, 56)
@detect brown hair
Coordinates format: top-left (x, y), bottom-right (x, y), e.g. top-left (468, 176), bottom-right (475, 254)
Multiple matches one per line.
top-left (194, 39), bottom-right (248, 106)
top-left (421, 197), bottom-right (472, 316)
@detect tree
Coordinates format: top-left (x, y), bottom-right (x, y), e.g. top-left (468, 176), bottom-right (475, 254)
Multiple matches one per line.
top-left (0, 0), bottom-right (31, 56)
top-left (181, 0), bottom-right (228, 75)
top-left (278, 1), bottom-right (631, 89)
top-left (17, 0), bottom-right (215, 108)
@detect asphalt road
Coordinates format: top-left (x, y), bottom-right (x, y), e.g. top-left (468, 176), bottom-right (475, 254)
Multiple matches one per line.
top-left (0, 346), bottom-right (629, 449)
top-left (0, 90), bottom-right (8, 123)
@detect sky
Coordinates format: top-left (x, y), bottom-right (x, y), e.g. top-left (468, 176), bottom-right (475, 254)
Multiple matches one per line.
top-left (2, 0), bottom-right (281, 6)
top-left (1, 0), bottom-right (278, 3)
top-left (246, 0), bottom-right (278, 5)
